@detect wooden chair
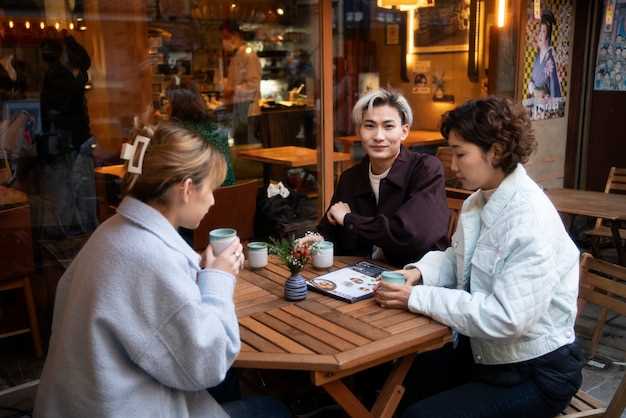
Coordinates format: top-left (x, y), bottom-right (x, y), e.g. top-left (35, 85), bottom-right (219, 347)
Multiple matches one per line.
top-left (436, 146), bottom-right (454, 185)
top-left (578, 253), bottom-right (626, 359)
top-left (555, 253), bottom-right (626, 417)
top-left (445, 185), bottom-right (471, 242)
top-left (0, 202), bottom-right (44, 357)
top-left (446, 197), bottom-right (464, 242)
top-left (586, 167), bottom-right (626, 256)
top-left (193, 179), bottom-right (262, 251)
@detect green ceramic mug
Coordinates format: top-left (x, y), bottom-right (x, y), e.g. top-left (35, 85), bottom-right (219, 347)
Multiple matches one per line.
top-left (209, 228), bottom-right (237, 255)
top-left (381, 271), bottom-right (405, 285)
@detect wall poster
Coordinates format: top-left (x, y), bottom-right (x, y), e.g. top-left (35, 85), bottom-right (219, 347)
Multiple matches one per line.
top-left (411, 0), bottom-right (470, 53)
top-left (594, 0), bottom-right (626, 91)
top-left (521, 0), bottom-right (573, 120)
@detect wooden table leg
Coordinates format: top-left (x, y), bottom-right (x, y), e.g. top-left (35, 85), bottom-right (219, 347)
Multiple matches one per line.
top-left (371, 354), bottom-right (416, 418)
top-left (321, 379), bottom-right (373, 418)
top-left (23, 276), bottom-right (44, 358)
top-left (610, 221), bottom-right (625, 266)
top-left (318, 354), bottom-right (417, 418)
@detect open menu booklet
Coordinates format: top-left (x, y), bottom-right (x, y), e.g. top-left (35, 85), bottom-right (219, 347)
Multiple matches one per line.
top-left (307, 260), bottom-right (388, 303)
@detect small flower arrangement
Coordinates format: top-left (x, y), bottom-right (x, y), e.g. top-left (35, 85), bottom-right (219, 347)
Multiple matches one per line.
top-left (268, 232), bottom-right (324, 275)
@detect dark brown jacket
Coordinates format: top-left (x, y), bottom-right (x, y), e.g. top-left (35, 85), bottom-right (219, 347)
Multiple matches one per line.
top-left (317, 147), bottom-right (449, 267)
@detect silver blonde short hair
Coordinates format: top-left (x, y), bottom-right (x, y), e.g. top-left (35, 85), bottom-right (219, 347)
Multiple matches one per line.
top-left (351, 88), bottom-right (413, 130)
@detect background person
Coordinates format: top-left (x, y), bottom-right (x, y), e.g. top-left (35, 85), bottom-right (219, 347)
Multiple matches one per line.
top-left (220, 20), bottom-right (261, 145)
top-left (317, 88), bottom-right (448, 267)
top-left (166, 81), bottom-right (235, 186)
top-left (376, 97), bottom-right (584, 418)
top-left (38, 36), bottom-right (97, 237)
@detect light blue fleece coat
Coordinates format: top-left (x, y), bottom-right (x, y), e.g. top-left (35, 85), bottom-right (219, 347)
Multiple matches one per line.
top-left (34, 197), bottom-right (240, 418)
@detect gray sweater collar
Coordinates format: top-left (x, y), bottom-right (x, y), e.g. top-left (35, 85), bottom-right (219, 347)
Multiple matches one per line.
top-left (117, 196), bottom-right (201, 269)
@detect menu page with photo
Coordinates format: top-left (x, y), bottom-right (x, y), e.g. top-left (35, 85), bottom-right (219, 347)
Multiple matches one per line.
top-left (307, 261), bottom-right (387, 303)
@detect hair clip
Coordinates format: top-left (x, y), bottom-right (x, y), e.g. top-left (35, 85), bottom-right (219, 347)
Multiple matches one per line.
top-left (120, 135), bottom-right (150, 174)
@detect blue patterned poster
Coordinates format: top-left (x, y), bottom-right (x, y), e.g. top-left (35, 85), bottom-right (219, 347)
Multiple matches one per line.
top-left (595, 0), bottom-right (626, 91)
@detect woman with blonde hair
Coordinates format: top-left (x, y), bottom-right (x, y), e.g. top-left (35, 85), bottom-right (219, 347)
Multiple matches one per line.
top-left (34, 124), bottom-right (289, 418)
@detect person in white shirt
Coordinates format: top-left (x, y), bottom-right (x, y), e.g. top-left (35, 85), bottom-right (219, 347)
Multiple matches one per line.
top-left (220, 20), bottom-right (261, 145)
top-left (376, 97), bottom-right (584, 418)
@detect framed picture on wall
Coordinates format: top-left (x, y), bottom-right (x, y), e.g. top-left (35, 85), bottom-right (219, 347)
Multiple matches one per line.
top-left (386, 23), bottom-right (400, 45)
top-left (411, 0), bottom-right (470, 53)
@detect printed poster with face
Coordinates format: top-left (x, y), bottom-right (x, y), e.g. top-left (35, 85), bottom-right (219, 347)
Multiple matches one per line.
top-left (521, 1), bottom-right (573, 120)
top-left (594, 0), bottom-right (626, 91)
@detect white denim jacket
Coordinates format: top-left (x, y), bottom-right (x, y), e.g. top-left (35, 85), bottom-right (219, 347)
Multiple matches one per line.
top-left (406, 164), bottom-right (579, 365)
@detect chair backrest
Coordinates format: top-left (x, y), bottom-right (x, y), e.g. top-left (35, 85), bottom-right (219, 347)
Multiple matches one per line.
top-left (436, 146), bottom-right (454, 183)
top-left (594, 167), bottom-right (626, 230)
top-left (579, 252), bottom-right (626, 357)
top-left (577, 254), bottom-right (626, 417)
top-left (447, 197), bottom-right (464, 242)
top-left (580, 254), bottom-right (626, 315)
top-left (0, 203), bottom-right (34, 280)
top-left (193, 179), bottom-right (262, 251)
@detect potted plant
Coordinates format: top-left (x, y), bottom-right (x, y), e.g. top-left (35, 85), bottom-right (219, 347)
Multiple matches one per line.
top-left (268, 232), bottom-right (323, 301)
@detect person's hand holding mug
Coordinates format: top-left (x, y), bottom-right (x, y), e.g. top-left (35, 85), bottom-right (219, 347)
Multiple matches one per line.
top-left (374, 268), bottom-right (422, 309)
top-left (201, 238), bottom-right (244, 277)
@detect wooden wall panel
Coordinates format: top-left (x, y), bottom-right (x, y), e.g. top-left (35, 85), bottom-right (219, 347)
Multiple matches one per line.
top-left (82, 0), bottom-right (152, 153)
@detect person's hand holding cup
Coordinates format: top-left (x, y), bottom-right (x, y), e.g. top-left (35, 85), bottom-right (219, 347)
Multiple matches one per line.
top-left (375, 270), bottom-right (415, 310)
top-left (201, 228), bottom-right (244, 276)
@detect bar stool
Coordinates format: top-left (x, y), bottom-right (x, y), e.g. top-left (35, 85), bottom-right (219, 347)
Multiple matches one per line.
top-left (0, 189), bottom-right (43, 357)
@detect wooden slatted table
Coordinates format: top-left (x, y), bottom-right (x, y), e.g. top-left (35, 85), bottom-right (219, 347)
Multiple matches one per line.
top-left (546, 188), bottom-right (626, 266)
top-left (235, 145), bottom-right (352, 186)
top-left (234, 256), bottom-right (452, 418)
top-left (337, 130), bottom-right (446, 154)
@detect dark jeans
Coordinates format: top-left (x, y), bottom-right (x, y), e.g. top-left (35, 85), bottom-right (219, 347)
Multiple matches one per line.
top-left (222, 396), bottom-right (291, 418)
top-left (399, 337), bottom-right (584, 418)
top-left (208, 369), bottom-right (241, 404)
top-left (401, 379), bottom-right (559, 418)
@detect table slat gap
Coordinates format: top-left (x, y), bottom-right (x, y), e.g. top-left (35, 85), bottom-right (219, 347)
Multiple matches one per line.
top-left (266, 309), bottom-right (357, 351)
top-left (334, 324), bottom-right (450, 369)
top-left (251, 312), bottom-right (339, 354)
top-left (297, 300), bottom-right (391, 340)
top-left (240, 316), bottom-right (315, 354)
top-left (336, 299), bottom-right (378, 313)
top-left (281, 304), bottom-right (372, 346)
top-left (386, 317), bottom-right (434, 334)
top-left (236, 293), bottom-right (278, 311)
top-left (239, 326), bottom-right (287, 353)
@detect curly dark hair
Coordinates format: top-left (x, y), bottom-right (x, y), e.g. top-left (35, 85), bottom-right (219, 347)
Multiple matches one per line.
top-left (440, 96), bottom-right (537, 175)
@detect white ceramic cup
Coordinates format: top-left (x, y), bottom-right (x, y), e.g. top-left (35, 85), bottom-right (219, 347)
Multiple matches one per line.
top-left (209, 228), bottom-right (238, 255)
top-left (312, 241), bottom-right (334, 269)
top-left (247, 242), bottom-right (268, 269)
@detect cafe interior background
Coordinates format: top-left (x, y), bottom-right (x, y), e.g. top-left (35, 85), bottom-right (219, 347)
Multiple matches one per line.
top-left (0, 0), bottom-right (625, 397)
